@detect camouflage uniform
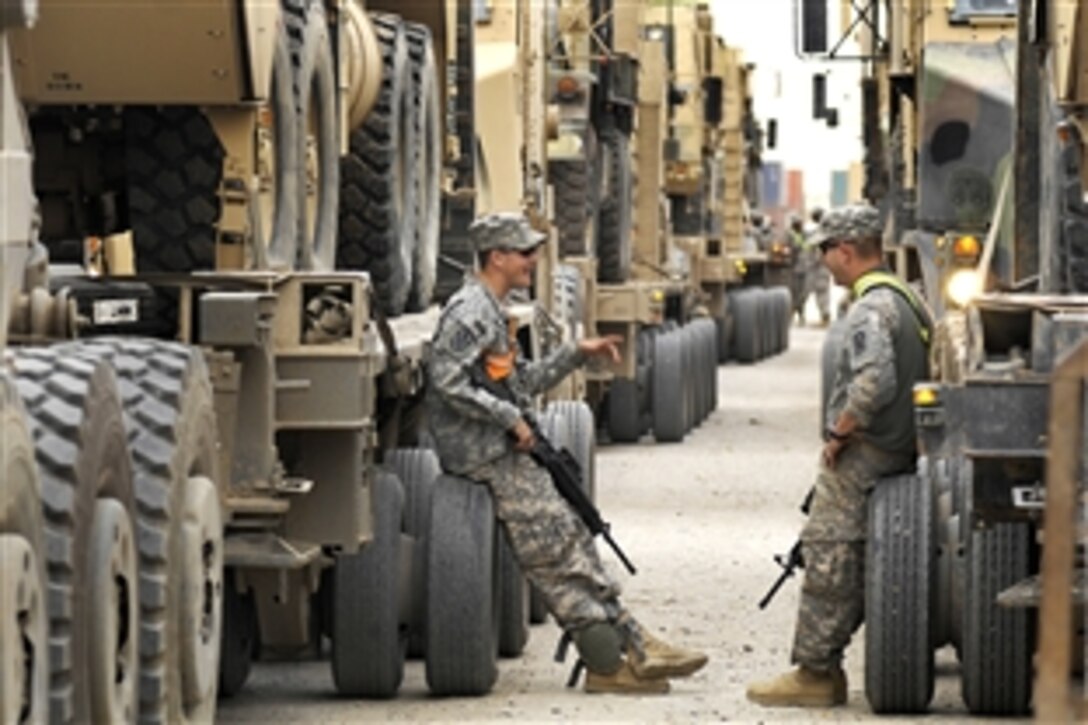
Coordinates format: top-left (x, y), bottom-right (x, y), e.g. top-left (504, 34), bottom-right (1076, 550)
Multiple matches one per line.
top-left (802, 222), bottom-right (832, 323)
top-left (427, 214), bottom-right (624, 632)
top-left (790, 205), bottom-right (930, 673)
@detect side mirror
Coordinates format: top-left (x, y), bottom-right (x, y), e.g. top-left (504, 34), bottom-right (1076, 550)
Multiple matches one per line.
top-left (825, 108), bottom-right (839, 128)
top-left (812, 74), bottom-right (827, 120)
top-left (800, 0), bottom-right (828, 54)
top-left (767, 119), bottom-right (778, 150)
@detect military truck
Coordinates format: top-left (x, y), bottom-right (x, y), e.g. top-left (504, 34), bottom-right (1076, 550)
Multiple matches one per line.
top-left (811, 0), bottom-right (1088, 716)
top-left (0, 0), bottom-right (616, 719)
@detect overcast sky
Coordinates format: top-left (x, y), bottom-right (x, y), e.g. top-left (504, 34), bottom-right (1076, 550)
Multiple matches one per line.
top-left (709, 0), bottom-right (864, 208)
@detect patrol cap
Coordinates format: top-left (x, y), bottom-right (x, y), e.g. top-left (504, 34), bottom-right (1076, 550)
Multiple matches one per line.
top-left (809, 203), bottom-right (882, 246)
top-left (469, 212), bottom-right (547, 253)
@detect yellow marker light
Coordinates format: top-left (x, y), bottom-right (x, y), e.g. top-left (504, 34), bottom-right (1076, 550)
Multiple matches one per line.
top-left (913, 385), bottom-right (940, 407)
top-left (733, 259), bottom-right (748, 276)
top-left (952, 235), bottom-right (981, 259)
top-left (650, 289), bottom-right (665, 303)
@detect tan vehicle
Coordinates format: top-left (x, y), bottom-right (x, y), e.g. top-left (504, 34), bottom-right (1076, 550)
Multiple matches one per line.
top-left (0, 0), bottom-right (580, 721)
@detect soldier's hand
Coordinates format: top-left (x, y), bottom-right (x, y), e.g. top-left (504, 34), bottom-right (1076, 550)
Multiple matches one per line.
top-left (821, 438), bottom-right (847, 469)
top-left (512, 417), bottom-right (536, 452)
top-left (578, 335), bottom-right (623, 364)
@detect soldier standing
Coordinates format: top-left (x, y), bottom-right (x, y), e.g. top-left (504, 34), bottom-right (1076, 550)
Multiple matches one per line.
top-left (786, 215), bottom-right (807, 323)
top-left (746, 204), bottom-right (932, 708)
top-left (427, 212), bottom-right (708, 695)
top-left (803, 207), bottom-right (833, 325)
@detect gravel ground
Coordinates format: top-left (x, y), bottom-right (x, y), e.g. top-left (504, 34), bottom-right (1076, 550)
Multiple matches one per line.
top-left (217, 325), bottom-right (1024, 723)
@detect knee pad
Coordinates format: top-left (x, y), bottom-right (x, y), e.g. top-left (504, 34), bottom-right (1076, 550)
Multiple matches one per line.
top-left (572, 622), bottom-right (624, 675)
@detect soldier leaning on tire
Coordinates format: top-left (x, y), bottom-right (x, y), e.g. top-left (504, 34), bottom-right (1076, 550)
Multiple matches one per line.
top-left (427, 212), bottom-right (708, 695)
top-left (747, 204), bottom-right (933, 708)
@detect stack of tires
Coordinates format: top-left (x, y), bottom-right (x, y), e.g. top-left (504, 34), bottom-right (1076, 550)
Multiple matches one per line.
top-left (728, 286), bottom-right (793, 364)
top-left (3, 339), bottom-right (224, 723)
top-left (605, 320), bottom-right (719, 445)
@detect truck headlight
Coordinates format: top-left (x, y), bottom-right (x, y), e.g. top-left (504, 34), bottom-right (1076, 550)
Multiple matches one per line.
top-left (946, 269), bottom-right (982, 307)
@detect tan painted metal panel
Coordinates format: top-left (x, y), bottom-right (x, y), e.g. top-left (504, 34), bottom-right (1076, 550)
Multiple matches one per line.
top-left (12, 0), bottom-right (255, 104)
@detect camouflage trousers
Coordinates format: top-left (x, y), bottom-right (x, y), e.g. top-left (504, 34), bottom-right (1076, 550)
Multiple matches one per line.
top-left (470, 452), bottom-right (622, 630)
top-left (802, 266), bottom-right (831, 320)
top-left (790, 441), bottom-right (914, 672)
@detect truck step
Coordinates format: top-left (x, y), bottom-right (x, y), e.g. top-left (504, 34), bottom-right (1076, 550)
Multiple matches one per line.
top-left (996, 569), bottom-right (1087, 608)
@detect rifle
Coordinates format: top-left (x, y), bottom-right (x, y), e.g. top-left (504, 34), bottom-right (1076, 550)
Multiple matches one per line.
top-left (470, 366), bottom-right (637, 575)
top-left (758, 488), bottom-right (815, 609)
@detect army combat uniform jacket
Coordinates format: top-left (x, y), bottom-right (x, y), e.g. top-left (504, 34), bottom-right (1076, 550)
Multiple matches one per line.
top-left (427, 277), bottom-right (584, 475)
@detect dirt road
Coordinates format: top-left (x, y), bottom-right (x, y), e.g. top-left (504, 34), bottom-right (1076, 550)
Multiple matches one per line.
top-left (218, 326), bottom-right (1018, 722)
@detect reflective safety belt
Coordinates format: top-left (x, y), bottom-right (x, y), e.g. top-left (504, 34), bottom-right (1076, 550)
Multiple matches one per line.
top-left (852, 270), bottom-right (933, 347)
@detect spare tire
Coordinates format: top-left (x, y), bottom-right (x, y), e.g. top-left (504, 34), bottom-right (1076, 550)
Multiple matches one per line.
top-left (550, 129), bottom-right (598, 258)
top-left (405, 23), bottom-right (442, 311)
top-left (285, 0), bottom-right (340, 270)
top-left (338, 13), bottom-right (417, 316)
top-left (596, 128), bottom-right (632, 283)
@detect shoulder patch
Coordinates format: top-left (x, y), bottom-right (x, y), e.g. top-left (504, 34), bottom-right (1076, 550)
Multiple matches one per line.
top-left (853, 329), bottom-right (867, 357)
top-left (450, 324), bottom-right (476, 353)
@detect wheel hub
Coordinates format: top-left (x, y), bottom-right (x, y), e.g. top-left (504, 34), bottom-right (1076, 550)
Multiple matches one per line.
top-left (180, 475), bottom-right (224, 713)
top-left (0, 535), bottom-right (46, 725)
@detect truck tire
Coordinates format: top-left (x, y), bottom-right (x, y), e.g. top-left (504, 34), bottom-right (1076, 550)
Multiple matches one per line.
top-left (285, 0), bottom-right (339, 270)
top-left (652, 331), bottom-right (685, 442)
top-left (405, 23), bottom-right (442, 311)
top-left (550, 130), bottom-right (597, 257)
top-left (547, 401), bottom-right (596, 501)
top-left (0, 373), bottom-right (50, 725)
top-left (338, 14), bottom-right (417, 316)
top-left (384, 448), bottom-right (440, 658)
top-left (865, 473), bottom-right (935, 714)
top-left (698, 319), bottom-right (718, 417)
top-left (961, 522), bottom-right (1032, 715)
top-left (497, 532), bottom-right (529, 657)
top-left (425, 476), bottom-right (499, 695)
top-left (716, 295), bottom-right (733, 364)
top-left (332, 470), bottom-right (406, 697)
top-left (7, 349), bottom-right (138, 725)
top-left (218, 571), bottom-right (256, 698)
top-left (596, 128), bottom-right (632, 283)
top-left (731, 289), bottom-right (759, 363)
top-left (606, 378), bottom-right (641, 443)
top-left (55, 339), bottom-right (221, 723)
top-left (773, 286), bottom-right (792, 353)
top-left (126, 107), bottom-right (225, 273)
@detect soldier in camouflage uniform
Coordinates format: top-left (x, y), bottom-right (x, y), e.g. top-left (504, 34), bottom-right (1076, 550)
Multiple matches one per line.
top-left (428, 212), bottom-right (708, 695)
top-left (747, 204), bottom-right (932, 708)
top-left (801, 207), bottom-right (832, 325)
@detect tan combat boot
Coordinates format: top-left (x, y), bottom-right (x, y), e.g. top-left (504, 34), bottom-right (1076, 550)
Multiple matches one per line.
top-left (745, 666), bottom-right (847, 707)
top-left (628, 628), bottom-right (709, 680)
top-left (583, 660), bottom-right (670, 695)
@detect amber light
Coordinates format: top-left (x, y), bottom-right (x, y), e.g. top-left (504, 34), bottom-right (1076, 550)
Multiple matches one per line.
top-left (952, 235), bottom-right (980, 259)
top-left (913, 386), bottom-right (940, 407)
top-left (556, 76), bottom-right (580, 97)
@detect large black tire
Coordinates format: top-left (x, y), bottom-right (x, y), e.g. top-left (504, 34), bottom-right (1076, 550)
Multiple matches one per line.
top-left (338, 14), bottom-right (416, 316)
top-left (332, 470), bottom-right (406, 697)
top-left (57, 339), bottom-right (221, 723)
top-left (497, 532), bottom-right (529, 658)
top-left (405, 23), bottom-right (442, 311)
top-left (716, 295), bottom-right (733, 364)
top-left (547, 401), bottom-right (596, 501)
top-left (732, 289), bottom-right (760, 364)
top-left (596, 128), bottom-right (633, 283)
top-left (0, 373), bottom-right (50, 724)
top-left (606, 378), bottom-right (641, 444)
top-left (217, 570), bottom-right (256, 698)
top-left (384, 448), bottom-right (440, 658)
top-left (126, 107), bottom-right (226, 272)
top-left (425, 476), bottom-right (499, 696)
top-left (652, 331), bottom-right (686, 442)
top-left (7, 349), bottom-right (138, 724)
top-left (550, 131), bottom-right (597, 257)
top-left (285, 0), bottom-right (339, 270)
top-left (961, 522), bottom-right (1033, 715)
top-left (865, 473), bottom-right (936, 714)
top-left (772, 286), bottom-right (792, 353)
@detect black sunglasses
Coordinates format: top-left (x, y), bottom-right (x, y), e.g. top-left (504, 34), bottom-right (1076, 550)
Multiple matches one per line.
top-left (501, 246), bottom-right (539, 257)
top-left (818, 239), bottom-right (842, 255)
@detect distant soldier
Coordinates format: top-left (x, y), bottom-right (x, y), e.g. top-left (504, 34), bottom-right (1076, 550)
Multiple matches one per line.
top-left (802, 207), bottom-right (832, 325)
top-left (427, 212), bottom-right (708, 695)
top-left (746, 204), bottom-right (932, 708)
top-left (786, 214), bottom-right (807, 323)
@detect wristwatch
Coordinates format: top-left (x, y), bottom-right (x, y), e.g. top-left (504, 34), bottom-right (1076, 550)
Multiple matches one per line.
top-left (826, 428), bottom-right (850, 442)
